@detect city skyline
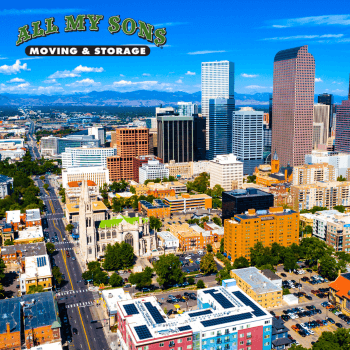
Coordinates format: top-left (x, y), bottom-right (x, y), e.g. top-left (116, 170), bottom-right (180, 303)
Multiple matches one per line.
top-left (0, 2), bottom-right (349, 95)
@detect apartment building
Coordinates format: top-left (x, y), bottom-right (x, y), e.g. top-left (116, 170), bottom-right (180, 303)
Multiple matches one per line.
top-left (138, 199), bottom-right (171, 218)
top-left (291, 181), bottom-right (350, 211)
top-left (139, 160), bottom-right (169, 184)
top-left (62, 166), bottom-right (110, 188)
top-left (224, 207), bottom-right (299, 260)
top-left (230, 267), bottom-right (283, 308)
top-left (292, 163), bottom-right (337, 186)
top-left (132, 155), bottom-right (163, 182)
top-left (164, 193), bottom-right (212, 213)
top-left (209, 154), bottom-right (243, 191)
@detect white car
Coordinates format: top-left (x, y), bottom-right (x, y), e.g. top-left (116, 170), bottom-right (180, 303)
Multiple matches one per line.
top-left (185, 256), bottom-right (191, 260)
top-left (289, 314), bottom-right (297, 319)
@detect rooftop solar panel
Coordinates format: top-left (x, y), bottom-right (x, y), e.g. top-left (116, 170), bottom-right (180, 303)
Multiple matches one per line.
top-left (189, 309), bottom-right (213, 317)
top-left (145, 302), bottom-right (166, 324)
top-left (232, 291), bottom-right (266, 317)
top-left (203, 289), bottom-right (234, 309)
top-left (201, 313), bottom-right (253, 328)
top-left (178, 325), bottom-right (192, 331)
top-left (123, 303), bottom-right (139, 315)
top-left (135, 325), bottom-right (152, 340)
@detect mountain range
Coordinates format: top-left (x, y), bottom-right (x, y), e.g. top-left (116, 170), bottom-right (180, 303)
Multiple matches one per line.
top-left (0, 91), bottom-right (347, 107)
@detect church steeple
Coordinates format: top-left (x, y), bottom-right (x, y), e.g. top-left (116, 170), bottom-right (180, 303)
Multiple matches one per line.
top-left (271, 151), bottom-right (280, 173)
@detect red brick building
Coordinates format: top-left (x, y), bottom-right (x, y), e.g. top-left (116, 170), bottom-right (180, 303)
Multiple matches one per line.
top-left (132, 155), bottom-right (163, 182)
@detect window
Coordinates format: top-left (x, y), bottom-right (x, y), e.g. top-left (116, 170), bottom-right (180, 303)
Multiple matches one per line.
top-left (203, 341), bottom-right (207, 345)
top-left (239, 341), bottom-right (244, 345)
top-left (169, 342), bottom-right (175, 347)
top-left (210, 340), bottom-right (215, 344)
top-left (264, 342), bottom-right (270, 346)
top-left (240, 334), bottom-right (244, 338)
top-left (160, 343), bottom-right (164, 347)
top-left (178, 348), bottom-right (182, 350)
top-left (178, 340), bottom-right (183, 343)
top-left (187, 338), bottom-right (192, 342)
top-left (144, 347), bottom-right (149, 350)
top-left (264, 321), bottom-right (270, 325)
top-left (187, 346), bottom-right (191, 349)
top-left (246, 332), bottom-right (251, 338)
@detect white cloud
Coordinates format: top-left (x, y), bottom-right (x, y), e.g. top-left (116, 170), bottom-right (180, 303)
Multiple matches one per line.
top-left (0, 82), bottom-right (30, 92)
top-left (66, 78), bottom-right (101, 87)
top-left (37, 86), bottom-right (64, 94)
top-left (73, 65), bottom-right (104, 73)
top-left (241, 73), bottom-right (258, 78)
top-left (48, 70), bottom-right (80, 79)
top-left (332, 89), bottom-right (346, 94)
top-left (176, 79), bottom-right (183, 84)
top-left (270, 15), bottom-right (350, 28)
top-left (142, 73), bottom-right (151, 76)
top-left (20, 57), bottom-right (43, 61)
top-left (7, 77), bottom-right (25, 83)
top-left (262, 34), bottom-right (344, 41)
top-left (315, 78), bottom-right (323, 82)
top-left (0, 60), bottom-right (30, 75)
top-left (187, 50), bottom-right (227, 55)
top-left (185, 71), bottom-right (196, 76)
top-left (43, 79), bottom-right (58, 84)
top-left (111, 80), bottom-right (174, 92)
top-left (120, 74), bottom-right (125, 77)
top-left (0, 56), bottom-right (7, 60)
top-left (245, 85), bottom-right (269, 89)
top-left (332, 81), bottom-right (343, 84)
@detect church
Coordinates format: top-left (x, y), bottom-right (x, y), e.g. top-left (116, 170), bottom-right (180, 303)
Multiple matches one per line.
top-left (78, 180), bottom-right (157, 263)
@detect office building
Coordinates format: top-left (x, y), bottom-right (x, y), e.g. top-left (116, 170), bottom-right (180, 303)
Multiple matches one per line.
top-left (232, 107), bottom-right (264, 174)
top-left (139, 199), bottom-right (171, 218)
top-left (207, 98), bottom-right (235, 160)
top-left (157, 114), bottom-right (194, 163)
top-left (209, 154), bottom-right (243, 191)
top-left (201, 60), bottom-right (235, 151)
top-left (193, 115), bottom-right (206, 161)
top-left (177, 102), bottom-right (198, 116)
top-left (318, 93), bottom-right (334, 133)
top-left (305, 150), bottom-right (350, 177)
top-left (149, 127), bottom-right (157, 155)
top-left (291, 181), bottom-right (350, 211)
top-left (263, 125), bottom-right (272, 152)
top-left (222, 188), bottom-right (274, 221)
top-left (335, 99), bottom-right (350, 153)
top-left (132, 155), bottom-right (163, 182)
top-left (272, 45), bottom-right (315, 166)
top-left (164, 193), bottom-right (212, 213)
top-left (146, 117), bottom-right (157, 129)
top-left (107, 127), bottom-right (149, 181)
top-left (1, 242), bottom-right (46, 266)
top-left (62, 166), bottom-right (109, 188)
top-left (0, 175), bottom-right (13, 199)
top-left (88, 125), bottom-right (105, 146)
top-left (313, 103), bottom-right (330, 149)
top-left (156, 106), bottom-right (175, 116)
top-left (292, 163), bottom-right (337, 186)
top-left (224, 207), bottom-right (299, 260)
top-left (231, 267), bottom-right (283, 308)
top-left (329, 272), bottom-right (350, 316)
top-left (139, 159), bottom-right (169, 184)
top-left (269, 94), bottom-right (273, 129)
top-left (61, 147), bottom-right (117, 169)
top-left (0, 138), bottom-right (24, 147)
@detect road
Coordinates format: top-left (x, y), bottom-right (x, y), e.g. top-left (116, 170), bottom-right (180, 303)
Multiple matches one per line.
top-left (31, 141), bottom-right (109, 350)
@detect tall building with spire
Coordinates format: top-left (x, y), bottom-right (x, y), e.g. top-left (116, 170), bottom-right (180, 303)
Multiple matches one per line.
top-left (271, 45), bottom-right (315, 166)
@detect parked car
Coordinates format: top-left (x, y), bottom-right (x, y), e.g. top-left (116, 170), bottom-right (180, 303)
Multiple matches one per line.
top-left (326, 317), bottom-right (335, 324)
top-left (335, 323), bottom-right (343, 328)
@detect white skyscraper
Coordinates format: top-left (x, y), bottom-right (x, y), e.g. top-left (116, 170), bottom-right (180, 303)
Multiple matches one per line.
top-left (88, 126), bottom-right (106, 146)
top-left (232, 107), bottom-right (264, 175)
top-left (201, 61), bottom-right (235, 150)
top-left (177, 102), bottom-right (198, 116)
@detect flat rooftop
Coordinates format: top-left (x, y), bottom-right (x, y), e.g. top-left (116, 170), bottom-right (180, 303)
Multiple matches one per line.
top-left (1, 242), bottom-right (46, 258)
top-left (15, 226), bottom-right (43, 242)
top-left (224, 188), bottom-right (271, 198)
top-left (25, 208), bottom-right (41, 222)
top-left (6, 210), bottom-right (21, 224)
top-left (0, 298), bottom-right (20, 335)
top-left (21, 254), bottom-right (52, 280)
top-left (99, 215), bottom-right (148, 229)
top-left (66, 201), bottom-right (107, 213)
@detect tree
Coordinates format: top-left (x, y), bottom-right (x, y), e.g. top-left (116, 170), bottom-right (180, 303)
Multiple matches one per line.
top-left (46, 242), bottom-right (55, 255)
top-left (211, 184), bottom-right (224, 198)
top-left (130, 186), bottom-right (136, 194)
top-left (216, 268), bottom-right (231, 284)
top-left (28, 285), bottom-right (44, 294)
top-left (247, 175), bottom-right (256, 183)
top-left (289, 345), bottom-right (307, 350)
top-left (233, 257), bottom-right (250, 269)
top-left (39, 176), bottom-right (45, 180)
top-left (149, 216), bottom-right (162, 232)
top-left (299, 237), bottom-right (331, 263)
top-left (43, 183), bottom-right (49, 190)
top-left (283, 249), bottom-right (298, 271)
top-left (4, 239), bottom-right (14, 246)
top-left (220, 238), bottom-right (224, 253)
top-left (283, 288), bottom-right (290, 295)
top-left (200, 253), bottom-right (218, 274)
top-left (206, 244), bottom-right (213, 253)
top-left (187, 276), bottom-right (195, 285)
top-left (52, 266), bottom-right (63, 285)
top-left (0, 259), bottom-right (6, 281)
top-left (319, 254), bottom-right (346, 281)
top-left (196, 279), bottom-right (205, 289)
top-left (334, 205), bottom-right (346, 213)
top-left (103, 242), bottom-right (134, 271)
top-left (109, 273), bottom-right (124, 287)
top-left (93, 270), bottom-right (109, 284)
top-left (313, 328), bottom-right (350, 350)
top-left (337, 175), bottom-right (347, 182)
top-left (212, 216), bottom-right (222, 227)
top-left (65, 224), bottom-right (74, 234)
top-left (128, 267), bottom-right (153, 289)
top-left (154, 254), bottom-right (184, 288)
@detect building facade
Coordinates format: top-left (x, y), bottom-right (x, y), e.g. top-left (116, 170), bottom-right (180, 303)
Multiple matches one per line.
top-left (132, 155), bottom-right (163, 182)
top-left (177, 102), bottom-right (198, 116)
top-left (62, 166), bottom-right (109, 188)
top-left (292, 163), bottom-right (337, 186)
top-left (164, 193), bottom-right (212, 213)
top-left (88, 125), bottom-right (105, 146)
top-left (209, 154), bottom-right (243, 191)
top-left (313, 103), bottom-right (330, 148)
top-left (329, 272), bottom-right (350, 316)
top-left (232, 107), bottom-right (264, 175)
top-left (193, 115), bottom-right (207, 161)
top-left (272, 45), bottom-right (315, 166)
top-left (318, 93), bottom-right (334, 134)
top-left (0, 175), bottom-right (13, 199)
top-left (335, 99), bottom-right (350, 153)
top-left (139, 160), bottom-right (169, 184)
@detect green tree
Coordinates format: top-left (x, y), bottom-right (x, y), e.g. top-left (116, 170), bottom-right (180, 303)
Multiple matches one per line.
top-left (103, 242), bottom-right (134, 271)
top-left (319, 254), bottom-right (346, 281)
top-left (0, 258), bottom-right (6, 281)
top-left (28, 285), bottom-right (44, 294)
top-left (219, 238), bottom-right (224, 253)
top-left (313, 328), bottom-right (350, 350)
top-left (154, 254), bottom-right (184, 288)
top-left (109, 273), bottom-right (124, 287)
top-left (289, 345), bottom-right (307, 350)
top-left (247, 175), bottom-right (256, 183)
top-left (211, 184), bottom-right (224, 198)
top-left (299, 237), bottom-right (331, 263)
top-left (43, 183), bottom-right (49, 190)
top-left (187, 276), bottom-right (195, 285)
top-left (283, 288), bottom-right (290, 295)
top-left (233, 256), bottom-right (250, 269)
top-left (39, 176), bottom-right (45, 180)
top-left (93, 270), bottom-right (109, 285)
top-left (130, 186), bottom-right (136, 194)
top-left (65, 224), bottom-right (74, 234)
top-left (334, 205), bottom-right (346, 213)
top-left (46, 242), bottom-right (55, 255)
top-left (216, 268), bottom-right (231, 284)
top-left (212, 216), bottom-right (222, 227)
top-left (52, 266), bottom-right (63, 285)
top-left (4, 239), bottom-right (14, 246)
top-left (283, 249), bottom-right (298, 271)
top-left (128, 267), bottom-right (153, 289)
top-left (196, 279), bottom-right (205, 289)
top-left (337, 175), bottom-right (347, 182)
top-left (149, 216), bottom-right (162, 232)
top-left (200, 253), bottom-right (218, 274)
top-left (206, 244), bottom-right (213, 253)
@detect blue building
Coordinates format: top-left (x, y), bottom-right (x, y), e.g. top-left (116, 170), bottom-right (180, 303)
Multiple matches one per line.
top-left (271, 317), bottom-right (291, 349)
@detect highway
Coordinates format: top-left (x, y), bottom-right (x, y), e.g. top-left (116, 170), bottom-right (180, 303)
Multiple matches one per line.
top-left (30, 138), bottom-right (109, 350)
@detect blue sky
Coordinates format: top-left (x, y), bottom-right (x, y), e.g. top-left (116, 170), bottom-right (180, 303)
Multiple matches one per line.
top-left (0, 0), bottom-right (349, 96)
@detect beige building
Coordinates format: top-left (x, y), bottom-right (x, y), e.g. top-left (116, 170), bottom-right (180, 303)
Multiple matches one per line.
top-left (313, 103), bottom-right (330, 149)
top-left (209, 154), bottom-right (243, 191)
top-left (62, 166), bottom-right (109, 188)
top-left (65, 180), bottom-right (99, 205)
top-left (164, 160), bottom-right (211, 179)
top-left (292, 163), bottom-right (337, 186)
top-left (291, 181), bottom-right (350, 211)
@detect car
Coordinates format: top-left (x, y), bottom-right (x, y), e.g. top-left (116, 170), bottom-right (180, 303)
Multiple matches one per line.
top-left (62, 275), bottom-right (65, 280)
top-left (305, 295), bottom-right (312, 300)
top-left (183, 281), bottom-right (189, 286)
top-left (270, 311), bottom-right (276, 316)
top-left (73, 328), bottom-right (78, 334)
top-left (335, 323), bottom-right (343, 328)
top-left (142, 288), bottom-right (150, 292)
top-left (326, 317), bottom-right (335, 324)
top-left (315, 309), bottom-right (322, 314)
top-left (185, 256), bottom-right (191, 260)
top-left (72, 257), bottom-right (76, 261)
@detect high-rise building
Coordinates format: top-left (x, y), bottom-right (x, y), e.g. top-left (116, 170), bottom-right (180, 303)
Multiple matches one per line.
top-left (268, 94), bottom-right (273, 130)
top-left (193, 115), bottom-right (206, 161)
top-left (139, 160), bottom-right (169, 184)
top-left (318, 93), bottom-right (334, 134)
top-left (207, 98), bottom-right (235, 160)
top-left (313, 103), bottom-right (330, 149)
top-left (271, 45), bottom-right (315, 167)
top-left (177, 102), bottom-right (198, 116)
top-left (157, 114), bottom-right (193, 163)
top-left (62, 166), bottom-right (110, 188)
top-left (335, 100), bottom-right (350, 153)
top-left (107, 127), bottom-right (149, 181)
top-left (88, 126), bottom-right (106, 146)
top-left (292, 163), bottom-right (337, 186)
top-left (232, 107), bottom-right (264, 174)
top-left (156, 106), bottom-right (175, 116)
top-left (133, 155), bottom-right (163, 182)
top-left (201, 61), bottom-right (235, 150)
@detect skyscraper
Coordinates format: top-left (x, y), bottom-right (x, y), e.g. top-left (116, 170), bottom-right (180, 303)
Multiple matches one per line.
top-left (313, 103), bottom-right (330, 149)
top-left (271, 45), bottom-right (315, 167)
top-left (201, 61), bottom-right (235, 150)
top-left (318, 93), bottom-right (334, 134)
top-left (177, 102), bottom-right (198, 116)
top-left (207, 98), bottom-right (235, 160)
top-left (335, 100), bottom-right (350, 153)
top-left (268, 94), bottom-right (273, 130)
top-left (193, 115), bottom-right (206, 161)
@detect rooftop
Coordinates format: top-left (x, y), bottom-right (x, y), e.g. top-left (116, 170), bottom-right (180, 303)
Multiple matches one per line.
top-left (99, 215), bottom-right (148, 229)
top-left (101, 288), bottom-right (132, 315)
top-left (224, 188), bottom-right (272, 198)
top-left (66, 200), bottom-right (107, 213)
top-left (15, 225), bottom-right (43, 242)
top-left (6, 210), bottom-right (21, 224)
top-left (231, 267), bottom-right (282, 294)
top-left (0, 174), bottom-right (13, 183)
top-left (0, 298), bottom-right (20, 334)
top-left (165, 193), bottom-right (211, 201)
top-left (0, 242), bottom-right (46, 258)
top-left (329, 273), bottom-right (350, 300)
top-left (67, 180), bottom-right (97, 187)
top-left (25, 208), bottom-right (41, 222)
top-left (21, 254), bottom-right (52, 280)
top-left (158, 231), bottom-right (179, 242)
top-left (261, 269), bottom-right (282, 281)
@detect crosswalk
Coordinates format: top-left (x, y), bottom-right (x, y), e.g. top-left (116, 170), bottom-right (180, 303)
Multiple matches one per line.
top-left (67, 301), bottom-right (94, 308)
top-left (56, 247), bottom-right (74, 251)
top-left (56, 289), bottom-right (89, 296)
top-left (55, 241), bottom-right (74, 245)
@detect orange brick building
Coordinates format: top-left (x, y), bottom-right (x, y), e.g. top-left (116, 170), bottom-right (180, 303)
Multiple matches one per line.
top-left (107, 127), bottom-right (149, 181)
top-left (224, 207), bottom-right (299, 260)
top-left (164, 193), bottom-right (212, 213)
top-left (138, 199), bottom-right (171, 218)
